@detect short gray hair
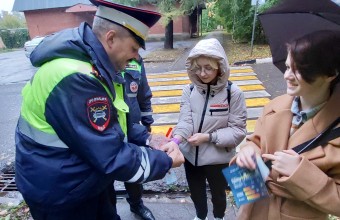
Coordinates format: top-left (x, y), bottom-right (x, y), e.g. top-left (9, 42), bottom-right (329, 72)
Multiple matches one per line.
top-left (92, 16), bottom-right (130, 39)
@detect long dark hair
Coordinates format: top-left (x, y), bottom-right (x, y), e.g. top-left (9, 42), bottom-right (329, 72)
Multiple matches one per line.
top-left (287, 30), bottom-right (340, 89)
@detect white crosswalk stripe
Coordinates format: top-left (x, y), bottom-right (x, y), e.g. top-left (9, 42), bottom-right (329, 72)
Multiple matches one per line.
top-left (146, 72), bottom-right (257, 82)
top-left (150, 80), bottom-right (263, 92)
top-left (151, 90), bottom-right (270, 105)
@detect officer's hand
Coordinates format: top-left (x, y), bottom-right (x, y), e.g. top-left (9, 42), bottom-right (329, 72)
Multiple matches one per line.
top-left (159, 141), bottom-right (178, 154)
top-left (168, 147), bottom-right (184, 168)
top-left (149, 134), bottom-right (170, 150)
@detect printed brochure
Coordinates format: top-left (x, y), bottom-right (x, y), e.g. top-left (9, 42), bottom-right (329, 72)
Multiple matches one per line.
top-left (222, 155), bottom-right (269, 207)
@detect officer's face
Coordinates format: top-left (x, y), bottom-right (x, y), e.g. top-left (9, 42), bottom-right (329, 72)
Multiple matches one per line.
top-left (109, 34), bottom-right (140, 72)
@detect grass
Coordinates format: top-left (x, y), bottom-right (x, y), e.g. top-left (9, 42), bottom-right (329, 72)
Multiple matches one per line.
top-left (0, 48), bottom-right (17, 54)
top-left (226, 41), bottom-right (271, 64)
top-left (144, 31), bottom-right (272, 64)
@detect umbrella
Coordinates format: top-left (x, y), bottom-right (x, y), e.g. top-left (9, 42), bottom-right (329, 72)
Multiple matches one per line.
top-left (258, 0), bottom-right (340, 73)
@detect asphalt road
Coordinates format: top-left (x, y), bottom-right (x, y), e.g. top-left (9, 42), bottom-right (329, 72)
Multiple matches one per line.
top-left (0, 49), bottom-right (35, 171)
top-left (252, 62), bottom-right (286, 99)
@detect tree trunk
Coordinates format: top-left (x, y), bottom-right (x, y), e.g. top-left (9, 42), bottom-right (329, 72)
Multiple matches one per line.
top-left (164, 20), bottom-right (173, 49)
top-left (189, 8), bottom-right (198, 38)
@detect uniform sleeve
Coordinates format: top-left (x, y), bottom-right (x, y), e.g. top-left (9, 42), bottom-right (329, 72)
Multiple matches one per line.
top-left (173, 85), bottom-right (194, 139)
top-left (45, 73), bottom-right (172, 183)
top-left (137, 60), bottom-right (154, 127)
top-left (212, 85), bottom-right (247, 148)
top-left (128, 122), bottom-right (150, 146)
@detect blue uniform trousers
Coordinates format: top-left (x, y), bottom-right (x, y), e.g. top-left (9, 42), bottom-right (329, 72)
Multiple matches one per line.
top-left (27, 186), bottom-right (120, 220)
top-left (124, 182), bottom-right (143, 206)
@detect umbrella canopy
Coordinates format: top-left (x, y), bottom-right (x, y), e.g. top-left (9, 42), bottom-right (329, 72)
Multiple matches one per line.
top-left (259, 0), bottom-right (340, 73)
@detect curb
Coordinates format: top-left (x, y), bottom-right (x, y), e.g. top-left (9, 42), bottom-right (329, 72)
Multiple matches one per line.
top-left (233, 57), bottom-right (272, 66)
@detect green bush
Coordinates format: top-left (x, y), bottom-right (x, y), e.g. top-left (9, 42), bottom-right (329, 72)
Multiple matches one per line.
top-left (201, 0), bottom-right (281, 44)
top-left (202, 1), bottom-right (226, 32)
top-left (0, 28), bottom-right (29, 49)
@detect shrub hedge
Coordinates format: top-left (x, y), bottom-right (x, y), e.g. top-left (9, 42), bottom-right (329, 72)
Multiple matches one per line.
top-left (0, 28), bottom-right (29, 49)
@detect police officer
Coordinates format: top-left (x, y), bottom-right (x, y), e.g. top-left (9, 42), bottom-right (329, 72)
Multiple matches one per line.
top-left (124, 58), bottom-right (154, 132)
top-left (15, 0), bottom-right (183, 219)
top-left (122, 57), bottom-right (156, 220)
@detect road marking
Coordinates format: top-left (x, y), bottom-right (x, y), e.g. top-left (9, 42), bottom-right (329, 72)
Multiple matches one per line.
top-left (148, 76), bottom-right (258, 87)
top-left (150, 80), bottom-right (263, 91)
top-left (152, 98), bottom-right (270, 114)
top-left (153, 107), bottom-right (263, 125)
top-left (147, 66), bottom-right (269, 134)
top-left (151, 90), bottom-right (270, 105)
top-left (151, 119), bottom-right (257, 134)
top-left (151, 85), bottom-right (266, 97)
top-left (146, 72), bottom-right (257, 83)
top-left (146, 68), bottom-right (254, 79)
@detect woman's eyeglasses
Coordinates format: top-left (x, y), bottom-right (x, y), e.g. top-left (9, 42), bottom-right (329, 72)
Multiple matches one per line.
top-left (192, 66), bottom-right (216, 75)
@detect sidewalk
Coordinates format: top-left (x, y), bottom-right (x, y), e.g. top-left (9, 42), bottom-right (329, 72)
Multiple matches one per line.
top-left (117, 195), bottom-right (238, 220)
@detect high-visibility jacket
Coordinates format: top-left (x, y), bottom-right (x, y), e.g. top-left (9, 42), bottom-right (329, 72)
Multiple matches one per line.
top-left (15, 22), bottom-right (172, 210)
top-left (123, 58), bottom-right (154, 129)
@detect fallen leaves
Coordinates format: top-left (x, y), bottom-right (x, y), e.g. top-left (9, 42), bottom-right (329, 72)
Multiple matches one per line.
top-left (143, 48), bottom-right (187, 63)
top-left (226, 42), bottom-right (272, 64)
top-left (143, 33), bottom-right (271, 65)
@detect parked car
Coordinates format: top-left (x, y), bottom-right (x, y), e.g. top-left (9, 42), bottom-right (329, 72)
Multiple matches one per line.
top-left (24, 36), bottom-right (45, 58)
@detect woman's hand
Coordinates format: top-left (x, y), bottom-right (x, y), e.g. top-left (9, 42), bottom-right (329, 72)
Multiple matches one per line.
top-left (262, 150), bottom-right (301, 177)
top-left (235, 145), bottom-right (257, 170)
top-left (187, 133), bottom-right (209, 146)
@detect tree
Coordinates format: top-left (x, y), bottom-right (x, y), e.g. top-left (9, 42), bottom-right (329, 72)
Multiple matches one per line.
top-left (201, 0), bottom-right (227, 32)
top-left (213, 0), bottom-right (280, 43)
top-left (112, 0), bottom-right (204, 49)
top-left (158, 0), bottom-right (205, 49)
top-left (0, 11), bottom-right (28, 49)
top-left (157, 0), bottom-right (182, 49)
top-left (0, 11), bottom-right (26, 29)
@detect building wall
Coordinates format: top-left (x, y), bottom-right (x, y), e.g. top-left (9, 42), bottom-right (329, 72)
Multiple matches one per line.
top-left (133, 4), bottom-right (190, 38)
top-left (25, 8), bottom-right (94, 38)
top-left (25, 4), bottom-right (192, 40)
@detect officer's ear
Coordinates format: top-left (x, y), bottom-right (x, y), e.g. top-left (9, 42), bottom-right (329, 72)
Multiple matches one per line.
top-left (105, 30), bottom-right (118, 49)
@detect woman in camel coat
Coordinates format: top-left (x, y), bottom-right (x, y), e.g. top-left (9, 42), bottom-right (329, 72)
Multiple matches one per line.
top-left (232, 30), bottom-right (340, 220)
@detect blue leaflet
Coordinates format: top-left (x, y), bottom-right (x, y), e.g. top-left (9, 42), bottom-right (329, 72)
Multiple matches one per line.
top-left (222, 156), bottom-right (269, 207)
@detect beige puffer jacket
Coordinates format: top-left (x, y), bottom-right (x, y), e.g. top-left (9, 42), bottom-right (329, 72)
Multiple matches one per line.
top-left (173, 38), bottom-right (247, 166)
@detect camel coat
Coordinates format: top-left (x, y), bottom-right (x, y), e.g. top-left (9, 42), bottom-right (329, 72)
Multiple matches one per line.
top-left (236, 84), bottom-right (340, 220)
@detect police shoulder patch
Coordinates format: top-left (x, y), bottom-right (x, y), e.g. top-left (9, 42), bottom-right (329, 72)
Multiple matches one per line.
top-left (87, 96), bottom-right (111, 132)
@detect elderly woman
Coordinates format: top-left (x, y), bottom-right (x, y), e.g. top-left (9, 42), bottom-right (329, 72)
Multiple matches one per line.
top-left (171, 38), bottom-right (247, 220)
top-left (234, 30), bottom-right (340, 220)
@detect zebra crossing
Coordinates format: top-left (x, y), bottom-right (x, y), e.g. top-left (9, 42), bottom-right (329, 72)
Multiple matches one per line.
top-left (148, 66), bottom-right (271, 134)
